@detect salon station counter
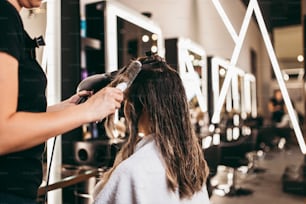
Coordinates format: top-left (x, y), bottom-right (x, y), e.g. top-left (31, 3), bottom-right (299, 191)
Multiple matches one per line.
top-left (38, 164), bottom-right (105, 196)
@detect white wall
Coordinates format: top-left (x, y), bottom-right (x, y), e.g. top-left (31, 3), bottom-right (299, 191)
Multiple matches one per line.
top-left (117, 0), bottom-right (198, 40)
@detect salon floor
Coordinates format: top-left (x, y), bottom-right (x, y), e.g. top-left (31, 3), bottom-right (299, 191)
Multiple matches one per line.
top-left (209, 144), bottom-right (306, 204)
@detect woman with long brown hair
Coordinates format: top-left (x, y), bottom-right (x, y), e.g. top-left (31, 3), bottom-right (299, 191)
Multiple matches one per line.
top-left (93, 54), bottom-right (210, 204)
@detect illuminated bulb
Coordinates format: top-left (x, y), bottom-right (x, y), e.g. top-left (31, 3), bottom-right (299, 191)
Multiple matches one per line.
top-left (151, 33), bottom-right (158, 41)
top-left (202, 136), bottom-right (212, 149)
top-left (142, 35), bottom-right (149, 42)
top-left (233, 114), bottom-right (240, 126)
top-left (297, 54), bottom-right (304, 62)
top-left (209, 124), bottom-right (215, 132)
top-left (226, 128), bottom-right (233, 141)
top-left (219, 68), bottom-right (226, 76)
top-left (233, 127), bottom-right (240, 139)
top-left (151, 45), bottom-right (158, 53)
top-left (283, 73), bottom-right (289, 81)
top-left (213, 133), bottom-right (220, 145)
top-left (243, 126), bottom-right (251, 135)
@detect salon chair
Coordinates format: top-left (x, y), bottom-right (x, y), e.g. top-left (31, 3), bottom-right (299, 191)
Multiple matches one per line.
top-left (217, 130), bottom-right (256, 196)
top-left (256, 126), bottom-right (293, 152)
top-left (203, 143), bottom-right (221, 197)
top-left (242, 116), bottom-right (267, 174)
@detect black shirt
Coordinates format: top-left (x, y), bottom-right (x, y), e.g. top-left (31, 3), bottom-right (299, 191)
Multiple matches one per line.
top-left (0, 0), bottom-right (47, 199)
top-left (269, 97), bottom-right (285, 123)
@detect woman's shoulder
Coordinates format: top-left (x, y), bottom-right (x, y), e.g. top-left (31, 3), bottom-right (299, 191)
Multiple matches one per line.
top-left (115, 138), bottom-right (164, 176)
top-left (183, 185), bottom-right (211, 204)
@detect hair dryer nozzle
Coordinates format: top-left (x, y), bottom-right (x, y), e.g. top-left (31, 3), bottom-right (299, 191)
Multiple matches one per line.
top-left (75, 71), bottom-right (117, 104)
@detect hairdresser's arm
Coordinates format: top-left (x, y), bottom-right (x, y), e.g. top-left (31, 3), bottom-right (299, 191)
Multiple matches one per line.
top-left (0, 52), bottom-right (123, 155)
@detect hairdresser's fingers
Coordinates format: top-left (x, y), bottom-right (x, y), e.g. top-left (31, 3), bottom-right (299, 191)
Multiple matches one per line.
top-left (85, 87), bottom-right (123, 121)
top-left (105, 90), bottom-right (124, 107)
top-left (97, 88), bottom-right (123, 118)
top-left (110, 88), bottom-right (124, 101)
top-left (78, 90), bottom-right (93, 98)
top-left (74, 90), bottom-right (93, 103)
top-left (71, 90), bottom-right (93, 104)
top-left (114, 100), bottom-right (122, 110)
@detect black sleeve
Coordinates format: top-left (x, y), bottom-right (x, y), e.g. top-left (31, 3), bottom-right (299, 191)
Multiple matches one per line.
top-left (0, 3), bottom-right (23, 61)
top-left (269, 98), bottom-right (276, 105)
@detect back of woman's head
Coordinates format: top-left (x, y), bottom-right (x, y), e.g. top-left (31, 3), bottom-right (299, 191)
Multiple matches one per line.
top-left (106, 54), bottom-right (209, 199)
top-left (125, 55), bottom-right (189, 140)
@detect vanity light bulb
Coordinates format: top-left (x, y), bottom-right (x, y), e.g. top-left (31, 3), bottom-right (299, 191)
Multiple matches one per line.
top-left (297, 55), bottom-right (304, 62)
top-left (142, 35), bottom-right (149, 42)
top-left (151, 33), bottom-right (158, 41)
top-left (151, 45), bottom-right (158, 53)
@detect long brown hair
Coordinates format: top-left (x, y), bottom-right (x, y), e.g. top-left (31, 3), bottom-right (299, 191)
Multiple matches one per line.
top-left (103, 54), bottom-right (209, 199)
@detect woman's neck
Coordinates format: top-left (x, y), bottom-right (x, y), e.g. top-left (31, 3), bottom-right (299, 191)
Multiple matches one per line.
top-left (7, 0), bottom-right (22, 11)
top-left (138, 112), bottom-right (151, 137)
top-left (138, 124), bottom-right (151, 137)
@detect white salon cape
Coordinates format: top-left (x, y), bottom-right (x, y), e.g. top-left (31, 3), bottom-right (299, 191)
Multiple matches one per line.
top-left (93, 134), bottom-right (211, 204)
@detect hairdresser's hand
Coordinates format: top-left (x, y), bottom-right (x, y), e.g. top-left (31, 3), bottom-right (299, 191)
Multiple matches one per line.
top-left (70, 90), bottom-right (93, 104)
top-left (47, 90), bottom-right (92, 112)
top-left (84, 87), bottom-right (124, 122)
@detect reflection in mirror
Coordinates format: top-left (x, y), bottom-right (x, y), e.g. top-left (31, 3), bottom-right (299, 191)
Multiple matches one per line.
top-left (218, 65), bottom-right (232, 114)
top-left (104, 1), bottom-right (164, 72)
top-left (176, 38), bottom-right (207, 113)
top-left (209, 57), bottom-right (235, 124)
top-left (244, 73), bottom-right (257, 118)
top-left (117, 16), bottom-right (158, 68)
top-left (82, 0), bottom-right (164, 77)
top-left (209, 56), bottom-right (248, 143)
top-left (232, 68), bottom-right (245, 117)
top-left (104, 1), bottom-right (164, 139)
top-left (209, 57), bottom-right (248, 125)
top-left (165, 38), bottom-right (209, 137)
